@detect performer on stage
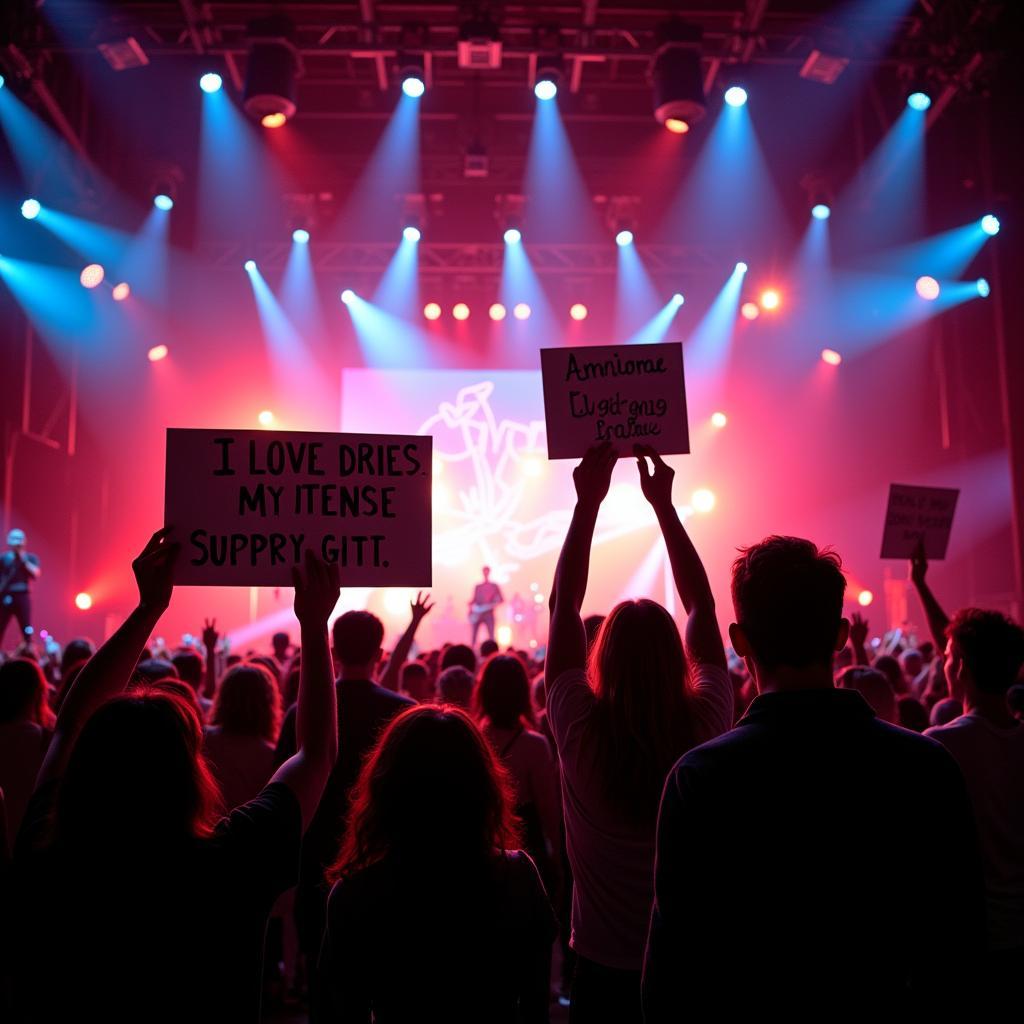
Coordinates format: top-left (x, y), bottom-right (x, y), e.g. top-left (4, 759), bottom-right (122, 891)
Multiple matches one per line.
top-left (0, 528), bottom-right (41, 650)
top-left (468, 566), bottom-right (504, 648)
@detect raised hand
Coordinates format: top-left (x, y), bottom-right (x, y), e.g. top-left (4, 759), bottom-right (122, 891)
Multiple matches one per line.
top-left (634, 444), bottom-right (674, 511)
top-left (411, 590), bottom-right (435, 622)
top-left (202, 617), bottom-right (219, 653)
top-left (132, 527), bottom-right (180, 612)
top-left (910, 540), bottom-right (928, 587)
top-left (573, 441), bottom-right (617, 511)
top-left (850, 611), bottom-right (869, 648)
top-left (292, 549), bottom-right (342, 626)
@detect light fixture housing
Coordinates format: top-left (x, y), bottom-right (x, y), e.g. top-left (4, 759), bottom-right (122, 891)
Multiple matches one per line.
top-left (651, 22), bottom-right (706, 131)
top-left (243, 16), bottom-right (300, 125)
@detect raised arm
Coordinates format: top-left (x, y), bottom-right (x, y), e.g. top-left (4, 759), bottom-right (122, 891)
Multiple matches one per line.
top-left (378, 591), bottom-right (434, 692)
top-left (910, 543), bottom-right (950, 652)
top-left (848, 612), bottom-right (870, 666)
top-left (545, 442), bottom-right (616, 685)
top-left (269, 551), bottom-right (340, 828)
top-left (36, 528), bottom-right (179, 788)
top-left (201, 618), bottom-right (219, 701)
top-left (635, 446), bottom-right (726, 671)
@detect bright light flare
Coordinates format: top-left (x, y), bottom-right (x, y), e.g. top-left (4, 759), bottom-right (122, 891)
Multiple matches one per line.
top-left (74, 592), bottom-right (93, 610)
top-left (261, 112), bottom-right (287, 128)
top-left (503, 228), bottom-right (522, 244)
top-left (858, 589), bottom-right (874, 607)
top-left (760, 289), bottom-right (781, 311)
top-left (496, 625), bottom-right (513, 647)
top-left (402, 76), bottom-right (425, 98)
top-left (200, 72), bottom-right (223, 93)
top-left (811, 203), bottom-right (831, 220)
top-left (147, 344), bottom-right (168, 362)
top-left (244, 259), bottom-right (257, 272)
top-left (671, 292), bottom-right (685, 306)
top-left (735, 261), bottom-right (748, 274)
top-left (664, 117), bottom-right (690, 134)
top-left (258, 409), bottom-right (274, 427)
top-left (740, 302), bottom-right (760, 321)
top-left (112, 282), bottom-right (131, 301)
top-left (980, 214), bottom-right (1000, 236)
top-left (521, 456), bottom-right (543, 478)
top-left (724, 86), bottom-right (748, 107)
top-left (341, 289), bottom-right (356, 305)
top-left (976, 278), bottom-right (991, 298)
top-left (915, 276), bottom-right (940, 301)
top-left (569, 303), bottom-right (588, 321)
top-left (512, 302), bottom-right (531, 320)
top-left (489, 303), bottom-right (507, 321)
top-left (907, 91), bottom-right (931, 111)
top-left (615, 229), bottom-right (634, 247)
top-left (21, 198), bottom-right (41, 220)
top-left (292, 228), bottom-right (310, 243)
top-left (423, 302), bottom-right (442, 320)
top-left (821, 348), bottom-right (842, 366)
top-left (452, 302), bottom-right (470, 321)
top-left (534, 78), bottom-right (558, 101)
top-left (710, 412), bottom-right (728, 429)
top-left (403, 225), bottom-right (421, 242)
top-left (691, 489), bottom-right (716, 514)
top-left (80, 264), bottom-right (105, 289)
top-left (153, 194), bottom-right (174, 211)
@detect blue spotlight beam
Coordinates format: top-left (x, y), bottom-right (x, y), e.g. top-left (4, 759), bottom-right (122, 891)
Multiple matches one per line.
top-left (615, 244), bottom-right (663, 340)
top-left (523, 100), bottom-right (606, 243)
top-left (624, 295), bottom-right (685, 348)
top-left (35, 206), bottom-right (135, 275)
top-left (500, 241), bottom-right (557, 333)
top-left (684, 264), bottom-right (745, 384)
top-left (372, 236), bottom-right (420, 318)
top-left (344, 293), bottom-right (457, 369)
top-left (281, 237), bottom-right (325, 337)
top-left (335, 94), bottom-right (421, 240)
top-left (855, 220), bottom-right (998, 279)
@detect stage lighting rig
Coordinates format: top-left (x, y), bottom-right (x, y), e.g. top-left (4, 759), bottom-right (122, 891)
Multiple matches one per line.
top-left (457, 13), bottom-right (502, 70)
top-left (398, 23), bottom-right (429, 96)
top-left (533, 26), bottom-right (563, 100)
top-left (243, 15), bottom-right (301, 126)
top-left (651, 21), bottom-right (705, 133)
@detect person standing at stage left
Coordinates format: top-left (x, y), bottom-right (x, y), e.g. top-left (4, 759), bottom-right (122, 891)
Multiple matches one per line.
top-left (469, 566), bottom-right (504, 648)
top-left (0, 528), bottom-right (41, 651)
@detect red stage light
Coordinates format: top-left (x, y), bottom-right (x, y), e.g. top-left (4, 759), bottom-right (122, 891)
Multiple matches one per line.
top-left (858, 589), bottom-right (873, 607)
top-left (821, 348), bottom-right (842, 366)
top-left (569, 303), bottom-right (588, 321)
top-left (760, 288), bottom-right (781, 311)
top-left (740, 302), bottom-right (760, 320)
top-left (111, 282), bottom-right (130, 301)
top-left (261, 112), bottom-right (287, 128)
top-left (513, 302), bottom-right (531, 320)
top-left (75, 592), bottom-right (93, 610)
top-left (423, 302), bottom-right (442, 320)
top-left (147, 344), bottom-right (168, 362)
top-left (258, 410), bottom-right (274, 427)
top-left (452, 303), bottom-right (470, 321)
top-left (489, 303), bottom-right (507, 321)
top-left (665, 118), bottom-right (690, 134)
top-left (710, 412), bottom-right (727, 429)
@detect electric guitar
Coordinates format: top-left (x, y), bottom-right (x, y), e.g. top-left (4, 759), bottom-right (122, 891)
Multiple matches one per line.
top-left (468, 601), bottom-right (500, 625)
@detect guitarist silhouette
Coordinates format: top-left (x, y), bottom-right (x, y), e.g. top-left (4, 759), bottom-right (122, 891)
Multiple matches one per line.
top-left (468, 566), bottom-right (503, 649)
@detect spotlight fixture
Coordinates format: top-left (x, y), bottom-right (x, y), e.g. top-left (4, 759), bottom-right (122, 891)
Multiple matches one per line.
top-left (534, 72), bottom-right (559, 101)
top-left (723, 85), bottom-right (748, 107)
top-left (821, 348), bottom-right (842, 366)
top-left (760, 289), bottom-right (781, 311)
top-left (740, 302), bottom-right (760, 320)
top-left (423, 302), bottom-right (442, 320)
top-left (907, 90), bottom-right (931, 111)
top-left (711, 412), bottom-right (728, 429)
top-left (915, 276), bottom-right (940, 301)
top-left (403, 225), bottom-right (421, 243)
top-left (153, 194), bottom-right (174, 211)
top-left (452, 302), bottom-right (471, 320)
top-left (0, 74), bottom-right (5, 89)
top-left (402, 73), bottom-right (425, 98)
top-left (735, 261), bottom-right (748, 274)
top-left (457, 14), bottom-right (503, 70)
top-left (112, 282), bottom-right (131, 301)
top-left (976, 278), bottom-right (991, 298)
top-left (569, 303), bottom-right (588, 321)
top-left (292, 228), bottom-right (310, 243)
top-left (811, 203), bottom-right (831, 220)
top-left (513, 302), bottom-right (531, 320)
top-left (489, 303), bottom-right (507, 321)
top-left (258, 410), bottom-right (275, 427)
top-left (244, 259), bottom-right (257, 272)
top-left (80, 264), bottom-right (105, 289)
top-left (21, 198), bottom-right (41, 220)
top-left (398, 33), bottom-right (428, 97)
top-left (858, 590), bottom-right (873, 607)
top-left (199, 72), bottom-right (223, 93)
top-left (651, 21), bottom-right (706, 132)
top-left (672, 293), bottom-right (685, 306)
top-left (980, 214), bottom-right (1000, 236)
top-left (615, 230), bottom-right (634, 247)
top-left (148, 344), bottom-right (169, 362)
top-left (504, 227), bottom-right (522, 245)
top-left (341, 289), bottom-right (356, 304)
top-left (75, 592), bottom-right (94, 610)
top-left (243, 16), bottom-right (300, 126)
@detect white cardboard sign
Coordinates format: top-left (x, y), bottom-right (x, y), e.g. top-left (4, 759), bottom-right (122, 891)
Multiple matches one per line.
top-left (880, 483), bottom-right (959, 560)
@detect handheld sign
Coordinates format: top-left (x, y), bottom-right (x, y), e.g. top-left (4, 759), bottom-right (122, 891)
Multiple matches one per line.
top-left (540, 342), bottom-right (689, 460)
top-left (880, 483), bottom-right (959, 560)
top-left (164, 428), bottom-right (432, 587)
